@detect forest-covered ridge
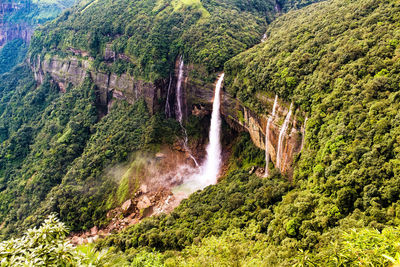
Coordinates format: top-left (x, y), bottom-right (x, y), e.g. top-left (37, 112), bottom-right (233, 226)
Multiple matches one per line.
top-left (2, 0), bottom-right (400, 266)
top-left (29, 0), bottom-right (323, 81)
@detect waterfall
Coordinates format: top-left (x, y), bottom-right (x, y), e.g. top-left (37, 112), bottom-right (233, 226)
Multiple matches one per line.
top-left (264, 95), bottom-right (278, 177)
top-left (165, 73), bottom-right (172, 118)
top-left (176, 56), bottom-right (184, 123)
top-left (276, 103), bottom-right (293, 172)
top-left (261, 33), bottom-right (267, 42)
top-left (174, 56), bottom-right (199, 167)
top-left (199, 73), bottom-right (224, 186)
top-left (172, 73), bottom-right (224, 194)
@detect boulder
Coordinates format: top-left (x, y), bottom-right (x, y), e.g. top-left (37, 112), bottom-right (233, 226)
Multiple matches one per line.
top-left (137, 195), bottom-right (152, 210)
top-left (90, 226), bottom-right (98, 236)
top-left (140, 184), bottom-right (148, 194)
top-left (121, 199), bottom-right (134, 215)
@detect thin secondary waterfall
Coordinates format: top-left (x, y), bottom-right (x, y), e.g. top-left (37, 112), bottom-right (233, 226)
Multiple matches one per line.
top-left (264, 95), bottom-right (278, 177)
top-left (175, 56), bottom-right (199, 167)
top-left (176, 56), bottom-right (184, 123)
top-left (276, 103), bottom-right (293, 172)
top-left (199, 73), bottom-right (224, 186)
top-left (165, 73), bottom-right (172, 118)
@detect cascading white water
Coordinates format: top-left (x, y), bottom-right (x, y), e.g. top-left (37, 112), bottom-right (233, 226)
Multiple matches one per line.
top-left (165, 73), bottom-right (173, 118)
top-left (174, 56), bottom-right (199, 167)
top-left (264, 95), bottom-right (278, 177)
top-left (198, 73), bottom-right (224, 186)
top-left (261, 33), bottom-right (267, 42)
top-left (176, 56), bottom-right (184, 123)
top-left (276, 103), bottom-right (293, 171)
top-left (173, 73), bottom-right (224, 194)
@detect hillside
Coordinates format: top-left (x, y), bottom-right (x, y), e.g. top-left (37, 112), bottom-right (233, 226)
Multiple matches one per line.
top-left (0, 0), bottom-right (74, 74)
top-left (2, 0), bottom-right (400, 266)
top-left (0, 0), bottom-right (315, 238)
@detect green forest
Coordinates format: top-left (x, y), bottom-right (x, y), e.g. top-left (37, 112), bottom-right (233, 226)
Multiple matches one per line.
top-left (1, 0), bottom-right (400, 266)
top-left (0, 0), bottom-right (74, 74)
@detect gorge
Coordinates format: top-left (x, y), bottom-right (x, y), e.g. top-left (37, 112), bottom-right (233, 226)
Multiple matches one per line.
top-left (2, 0), bottom-right (400, 265)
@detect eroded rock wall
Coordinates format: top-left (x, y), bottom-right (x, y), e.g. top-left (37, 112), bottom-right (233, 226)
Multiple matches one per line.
top-left (221, 92), bottom-right (303, 178)
top-left (0, 2), bottom-right (33, 47)
top-left (30, 55), bottom-right (163, 114)
top-left (29, 54), bottom-right (304, 178)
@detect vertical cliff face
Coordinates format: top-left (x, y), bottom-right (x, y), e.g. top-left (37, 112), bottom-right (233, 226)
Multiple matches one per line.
top-left (0, 1), bottom-right (33, 48)
top-left (221, 92), bottom-right (303, 178)
top-left (30, 55), bottom-right (166, 115)
top-left (30, 53), bottom-right (303, 178)
top-left (169, 58), bottom-right (304, 178)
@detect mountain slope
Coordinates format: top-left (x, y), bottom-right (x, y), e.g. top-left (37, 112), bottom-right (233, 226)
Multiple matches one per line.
top-left (3, 0), bottom-right (400, 265)
top-left (0, 0), bottom-right (74, 74)
top-left (90, 0), bottom-right (400, 265)
top-left (0, 0), bottom-right (323, 238)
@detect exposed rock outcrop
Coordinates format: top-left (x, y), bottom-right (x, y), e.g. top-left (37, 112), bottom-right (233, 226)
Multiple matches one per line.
top-left (30, 55), bottom-right (164, 114)
top-left (0, 2), bottom-right (33, 47)
top-left (29, 53), bottom-right (303, 178)
top-left (221, 92), bottom-right (303, 178)
top-left (171, 60), bottom-right (303, 177)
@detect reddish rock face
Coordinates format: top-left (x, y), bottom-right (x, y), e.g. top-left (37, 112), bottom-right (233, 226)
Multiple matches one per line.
top-left (221, 92), bottom-right (304, 179)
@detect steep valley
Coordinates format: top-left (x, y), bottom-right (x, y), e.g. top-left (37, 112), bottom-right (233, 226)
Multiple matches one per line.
top-left (1, 0), bottom-right (400, 266)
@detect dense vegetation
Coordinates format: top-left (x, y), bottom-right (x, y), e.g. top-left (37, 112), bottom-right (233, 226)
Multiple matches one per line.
top-left (61, 0), bottom-right (400, 265)
top-left (3, 0), bottom-right (400, 265)
top-left (29, 0), bottom-right (321, 81)
top-left (3, 0), bottom-right (74, 24)
top-left (0, 66), bottom-right (182, 237)
top-left (0, 39), bottom-right (27, 74)
top-left (223, 0), bottom-right (400, 263)
top-left (29, 0), bottom-right (269, 81)
top-left (0, 0), bottom-right (74, 74)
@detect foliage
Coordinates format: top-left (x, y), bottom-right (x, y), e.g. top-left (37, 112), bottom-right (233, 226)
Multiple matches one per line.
top-left (0, 39), bottom-right (27, 74)
top-left (28, 0), bottom-right (318, 81)
top-left (0, 214), bottom-right (81, 266)
top-left (97, 169), bottom-right (291, 251)
top-left (230, 132), bottom-right (266, 170)
top-left (299, 227), bottom-right (400, 266)
top-left (225, 0), bottom-right (400, 241)
top-left (3, 0), bottom-right (74, 25)
top-left (0, 0), bottom-right (74, 73)
top-left (3, 0), bottom-right (400, 266)
top-left (0, 66), bottom-right (180, 236)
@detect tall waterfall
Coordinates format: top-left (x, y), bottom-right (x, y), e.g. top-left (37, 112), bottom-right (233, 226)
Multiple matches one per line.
top-left (264, 95), bottom-right (278, 177)
top-left (276, 103), bottom-right (293, 172)
top-left (172, 74), bottom-right (224, 195)
top-left (174, 56), bottom-right (199, 167)
top-left (199, 73), bottom-right (224, 186)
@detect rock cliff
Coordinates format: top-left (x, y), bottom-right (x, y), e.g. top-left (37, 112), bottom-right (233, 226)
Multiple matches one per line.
top-left (0, 2), bottom-right (33, 47)
top-left (221, 93), bottom-right (304, 177)
top-left (30, 53), bottom-right (304, 178)
top-left (30, 55), bottom-right (164, 114)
